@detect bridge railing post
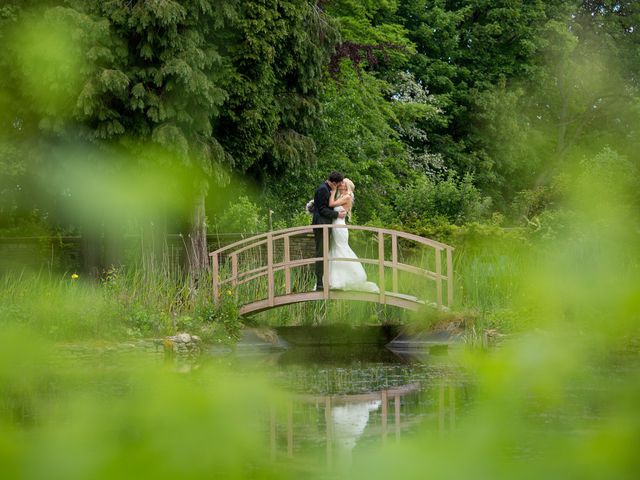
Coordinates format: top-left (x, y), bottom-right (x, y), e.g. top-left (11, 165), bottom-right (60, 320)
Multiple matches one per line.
top-left (435, 247), bottom-right (443, 308)
top-left (267, 232), bottom-right (274, 307)
top-left (447, 247), bottom-right (453, 307)
top-left (231, 253), bottom-right (238, 287)
top-left (378, 230), bottom-right (385, 303)
top-left (284, 235), bottom-right (291, 294)
top-left (322, 225), bottom-right (329, 299)
top-left (391, 233), bottom-right (398, 293)
top-left (212, 252), bottom-right (219, 302)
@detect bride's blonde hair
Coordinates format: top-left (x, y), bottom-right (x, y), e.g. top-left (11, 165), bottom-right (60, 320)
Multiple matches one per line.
top-left (341, 178), bottom-right (355, 221)
top-left (343, 178), bottom-right (355, 195)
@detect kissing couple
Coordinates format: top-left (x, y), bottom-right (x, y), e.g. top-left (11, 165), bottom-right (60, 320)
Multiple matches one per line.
top-left (310, 171), bottom-right (379, 293)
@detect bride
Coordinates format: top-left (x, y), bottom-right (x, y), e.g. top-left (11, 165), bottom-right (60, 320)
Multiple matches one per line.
top-left (327, 179), bottom-right (379, 293)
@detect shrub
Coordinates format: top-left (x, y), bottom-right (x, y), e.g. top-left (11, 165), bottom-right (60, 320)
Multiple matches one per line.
top-left (215, 196), bottom-right (267, 234)
top-left (395, 173), bottom-right (491, 227)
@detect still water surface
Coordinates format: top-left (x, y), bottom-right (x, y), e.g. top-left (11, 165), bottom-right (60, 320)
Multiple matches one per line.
top-left (49, 333), bottom-right (640, 477)
top-left (214, 342), bottom-right (471, 468)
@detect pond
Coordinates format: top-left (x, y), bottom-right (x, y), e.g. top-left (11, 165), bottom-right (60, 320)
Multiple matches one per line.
top-left (201, 329), bottom-right (472, 471)
top-left (5, 326), bottom-right (638, 479)
top-left (271, 352), bottom-right (465, 467)
top-left (53, 327), bottom-right (473, 471)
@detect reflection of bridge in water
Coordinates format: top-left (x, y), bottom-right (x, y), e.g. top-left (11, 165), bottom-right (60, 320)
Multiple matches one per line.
top-left (211, 225), bottom-right (454, 315)
top-left (269, 382), bottom-right (458, 467)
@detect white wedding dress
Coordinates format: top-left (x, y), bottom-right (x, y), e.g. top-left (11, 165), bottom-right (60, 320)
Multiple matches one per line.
top-left (328, 206), bottom-right (380, 293)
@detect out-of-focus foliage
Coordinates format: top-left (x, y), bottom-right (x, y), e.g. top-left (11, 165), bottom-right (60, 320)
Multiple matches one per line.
top-left (0, 0), bottom-right (236, 263)
top-left (1, 0), bottom-right (230, 165)
top-left (0, 325), bottom-right (285, 480)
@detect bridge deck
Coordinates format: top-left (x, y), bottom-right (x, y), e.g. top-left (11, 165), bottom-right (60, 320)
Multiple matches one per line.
top-left (240, 290), bottom-right (425, 316)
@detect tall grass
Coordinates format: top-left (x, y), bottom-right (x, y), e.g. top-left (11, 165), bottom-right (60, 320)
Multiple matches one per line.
top-left (0, 249), bottom-right (239, 342)
top-left (0, 270), bottom-right (121, 339)
top-left (451, 225), bottom-right (536, 334)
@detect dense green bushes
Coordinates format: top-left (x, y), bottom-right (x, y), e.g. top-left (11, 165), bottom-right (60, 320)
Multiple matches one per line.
top-left (394, 173), bottom-right (491, 228)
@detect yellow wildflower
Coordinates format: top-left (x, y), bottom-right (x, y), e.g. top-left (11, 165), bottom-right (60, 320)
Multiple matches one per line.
top-left (71, 273), bottom-right (79, 280)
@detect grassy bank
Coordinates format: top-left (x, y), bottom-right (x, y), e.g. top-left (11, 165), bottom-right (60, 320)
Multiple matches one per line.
top-left (0, 265), bottom-right (240, 344)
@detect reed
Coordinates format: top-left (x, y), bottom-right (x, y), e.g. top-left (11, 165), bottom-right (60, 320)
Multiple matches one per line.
top-left (0, 246), bottom-right (234, 341)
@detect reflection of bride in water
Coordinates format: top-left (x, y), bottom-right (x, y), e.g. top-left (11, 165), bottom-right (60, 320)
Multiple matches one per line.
top-left (331, 400), bottom-right (381, 461)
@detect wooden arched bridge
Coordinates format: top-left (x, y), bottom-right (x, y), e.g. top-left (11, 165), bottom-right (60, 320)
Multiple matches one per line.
top-left (211, 225), bottom-right (454, 316)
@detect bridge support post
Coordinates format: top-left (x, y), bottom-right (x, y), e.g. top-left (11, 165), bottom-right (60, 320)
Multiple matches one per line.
top-left (211, 253), bottom-right (219, 302)
top-left (447, 247), bottom-right (454, 307)
top-left (284, 235), bottom-right (291, 294)
top-left (378, 231), bottom-right (385, 304)
top-left (267, 233), bottom-right (274, 307)
top-left (322, 226), bottom-right (329, 299)
top-left (391, 233), bottom-right (398, 293)
top-left (435, 247), bottom-right (443, 308)
top-left (231, 254), bottom-right (238, 287)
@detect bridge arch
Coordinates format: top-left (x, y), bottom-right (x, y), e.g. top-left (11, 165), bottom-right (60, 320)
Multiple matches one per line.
top-left (210, 225), bottom-right (454, 316)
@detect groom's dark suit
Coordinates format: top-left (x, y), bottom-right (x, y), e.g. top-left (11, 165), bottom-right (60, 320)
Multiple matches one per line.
top-left (312, 182), bottom-right (339, 288)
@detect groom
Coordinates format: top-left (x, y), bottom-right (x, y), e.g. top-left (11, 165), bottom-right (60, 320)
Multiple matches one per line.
top-left (312, 171), bottom-right (347, 290)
